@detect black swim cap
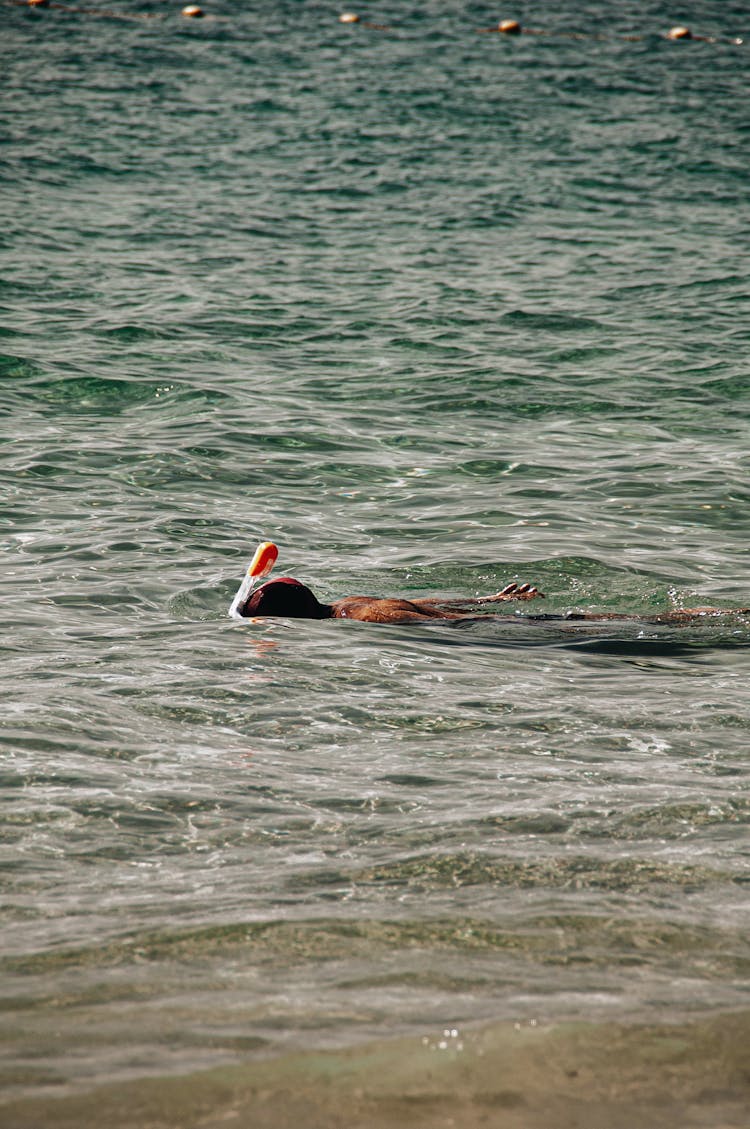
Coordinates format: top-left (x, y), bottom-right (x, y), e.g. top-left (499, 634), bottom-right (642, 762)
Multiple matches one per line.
top-left (241, 577), bottom-right (329, 619)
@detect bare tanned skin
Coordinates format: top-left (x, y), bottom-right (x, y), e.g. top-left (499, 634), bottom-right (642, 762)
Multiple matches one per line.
top-left (331, 583), bottom-right (542, 622)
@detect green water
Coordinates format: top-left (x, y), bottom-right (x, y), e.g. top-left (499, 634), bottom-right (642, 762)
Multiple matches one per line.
top-left (1, 0), bottom-right (749, 1120)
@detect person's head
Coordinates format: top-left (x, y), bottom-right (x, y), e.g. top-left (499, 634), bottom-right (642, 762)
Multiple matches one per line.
top-left (237, 577), bottom-right (331, 619)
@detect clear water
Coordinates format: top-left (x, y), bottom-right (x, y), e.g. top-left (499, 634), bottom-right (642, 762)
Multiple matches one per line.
top-left (1, 0), bottom-right (749, 1114)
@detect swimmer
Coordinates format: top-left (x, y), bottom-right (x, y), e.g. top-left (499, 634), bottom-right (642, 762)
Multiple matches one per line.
top-left (229, 543), bottom-right (748, 626)
top-left (233, 574), bottom-right (546, 622)
top-left (228, 540), bottom-right (542, 622)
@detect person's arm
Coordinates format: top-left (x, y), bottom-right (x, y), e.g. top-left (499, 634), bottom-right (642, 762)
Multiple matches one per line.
top-left (409, 582), bottom-right (544, 612)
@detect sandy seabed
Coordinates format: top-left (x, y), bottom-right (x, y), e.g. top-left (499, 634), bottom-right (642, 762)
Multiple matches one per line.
top-left (3, 1010), bottom-right (749, 1129)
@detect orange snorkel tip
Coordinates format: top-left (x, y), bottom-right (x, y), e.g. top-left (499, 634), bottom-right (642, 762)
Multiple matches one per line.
top-left (247, 540), bottom-right (279, 579)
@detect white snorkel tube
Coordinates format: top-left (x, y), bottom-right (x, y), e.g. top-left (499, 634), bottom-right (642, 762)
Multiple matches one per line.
top-left (229, 541), bottom-right (279, 620)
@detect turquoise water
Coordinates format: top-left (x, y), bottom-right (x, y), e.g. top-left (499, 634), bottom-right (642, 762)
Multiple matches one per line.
top-left (2, 0), bottom-right (750, 1114)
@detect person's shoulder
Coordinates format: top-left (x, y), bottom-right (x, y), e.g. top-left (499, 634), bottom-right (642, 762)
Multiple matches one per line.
top-left (331, 596), bottom-right (428, 622)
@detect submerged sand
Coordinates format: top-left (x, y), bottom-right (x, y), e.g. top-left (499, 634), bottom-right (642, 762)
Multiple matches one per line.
top-left (3, 1009), bottom-right (749, 1129)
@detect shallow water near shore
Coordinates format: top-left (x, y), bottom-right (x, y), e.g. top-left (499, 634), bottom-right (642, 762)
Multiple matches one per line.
top-left (3, 1011), bottom-right (750, 1129)
top-left (2, 0), bottom-right (750, 1120)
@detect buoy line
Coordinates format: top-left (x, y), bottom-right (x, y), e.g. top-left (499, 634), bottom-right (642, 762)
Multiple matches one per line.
top-left (4, 1), bottom-right (745, 44)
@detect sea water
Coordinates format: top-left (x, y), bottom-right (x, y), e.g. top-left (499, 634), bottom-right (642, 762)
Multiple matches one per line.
top-left (1, 0), bottom-right (749, 1120)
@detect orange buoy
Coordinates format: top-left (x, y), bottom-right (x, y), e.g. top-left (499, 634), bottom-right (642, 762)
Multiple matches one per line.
top-left (498, 18), bottom-right (522, 34)
top-left (667, 25), bottom-right (692, 40)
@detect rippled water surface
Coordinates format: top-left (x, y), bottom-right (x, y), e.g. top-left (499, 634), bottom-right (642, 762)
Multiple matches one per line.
top-left (2, 0), bottom-right (749, 1117)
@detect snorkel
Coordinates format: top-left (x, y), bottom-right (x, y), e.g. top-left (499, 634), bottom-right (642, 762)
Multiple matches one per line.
top-left (228, 541), bottom-right (279, 619)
